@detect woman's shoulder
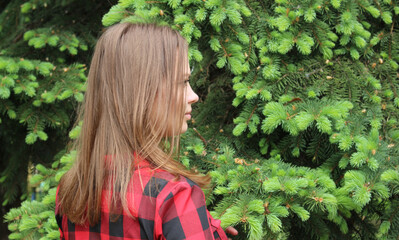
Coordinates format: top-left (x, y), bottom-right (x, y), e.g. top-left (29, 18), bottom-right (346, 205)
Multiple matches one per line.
top-left (132, 159), bottom-right (199, 199)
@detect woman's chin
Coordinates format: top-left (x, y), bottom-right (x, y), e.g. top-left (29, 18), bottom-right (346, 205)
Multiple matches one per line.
top-left (180, 122), bottom-right (188, 134)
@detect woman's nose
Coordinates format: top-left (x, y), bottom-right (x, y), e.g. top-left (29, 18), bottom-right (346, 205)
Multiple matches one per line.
top-left (187, 84), bottom-right (199, 104)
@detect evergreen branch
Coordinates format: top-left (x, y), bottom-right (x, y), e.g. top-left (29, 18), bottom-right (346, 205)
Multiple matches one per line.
top-left (312, 139), bottom-right (321, 162)
top-left (205, 184), bottom-right (216, 200)
top-left (250, 71), bottom-right (258, 86)
top-left (388, 204), bottom-right (399, 224)
top-left (389, 21), bottom-right (394, 59)
top-left (356, 1), bottom-right (369, 12)
top-left (387, 75), bottom-right (398, 98)
top-left (34, 118), bottom-right (39, 132)
top-left (193, 127), bottom-right (207, 146)
top-left (372, 0), bottom-right (383, 15)
top-left (311, 28), bottom-right (322, 46)
top-left (244, 0), bottom-right (260, 20)
top-left (242, 20), bottom-right (253, 62)
top-left (201, 158), bottom-right (220, 167)
top-left (219, 105), bottom-right (232, 130)
top-left (285, 98), bottom-right (303, 105)
top-left (227, 24), bottom-right (238, 35)
top-left (219, 39), bottom-right (230, 57)
top-left (274, 73), bottom-right (289, 92)
top-left (218, 202), bottom-right (237, 218)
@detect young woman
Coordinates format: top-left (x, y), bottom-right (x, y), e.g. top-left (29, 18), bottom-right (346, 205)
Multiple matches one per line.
top-left (55, 23), bottom-right (237, 239)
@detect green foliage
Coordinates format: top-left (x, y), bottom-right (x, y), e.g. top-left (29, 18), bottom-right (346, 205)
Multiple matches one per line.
top-left (4, 124), bottom-right (80, 239)
top-left (5, 0), bottom-right (399, 239)
top-left (0, 56), bottom-right (86, 144)
top-left (4, 140), bottom-right (77, 239)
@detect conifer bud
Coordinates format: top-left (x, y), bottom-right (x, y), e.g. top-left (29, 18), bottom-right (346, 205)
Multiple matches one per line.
top-left (372, 63), bottom-right (377, 68)
top-left (160, 10), bottom-right (164, 16)
top-left (379, 58), bottom-right (383, 64)
top-left (234, 158), bottom-right (244, 165)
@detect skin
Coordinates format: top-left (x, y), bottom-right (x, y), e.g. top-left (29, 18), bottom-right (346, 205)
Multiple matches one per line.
top-left (226, 226), bottom-right (239, 239)
top-left (180, 63), bottom-right (199, 133)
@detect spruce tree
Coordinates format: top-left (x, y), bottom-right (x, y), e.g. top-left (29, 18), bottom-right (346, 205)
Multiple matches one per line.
top-left (4, 0), bottom-right (399, 239)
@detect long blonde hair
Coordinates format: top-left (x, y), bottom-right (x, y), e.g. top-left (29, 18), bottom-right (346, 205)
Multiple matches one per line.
top-left (57, 23), bottom-right (210, 225)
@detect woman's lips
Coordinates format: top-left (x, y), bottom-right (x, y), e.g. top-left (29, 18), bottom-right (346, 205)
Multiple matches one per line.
top-left (185, 113), bottom-right (191, 120)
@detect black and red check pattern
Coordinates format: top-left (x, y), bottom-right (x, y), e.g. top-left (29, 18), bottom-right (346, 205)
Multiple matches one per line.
top-left (55, 160), bottom-right (228, 239)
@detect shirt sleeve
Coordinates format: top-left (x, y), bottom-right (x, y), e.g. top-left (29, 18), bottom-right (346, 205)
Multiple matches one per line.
top-left (158, 182), bottom-right (228, 240)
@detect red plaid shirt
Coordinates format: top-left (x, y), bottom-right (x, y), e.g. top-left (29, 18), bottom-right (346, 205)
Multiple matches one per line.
top-left (55, 160), bottom-right (228, 239)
